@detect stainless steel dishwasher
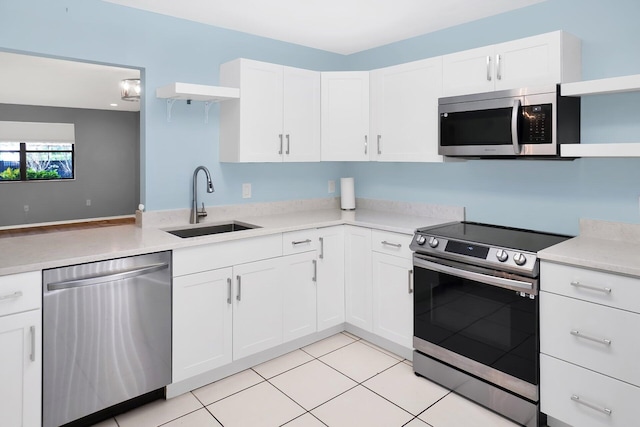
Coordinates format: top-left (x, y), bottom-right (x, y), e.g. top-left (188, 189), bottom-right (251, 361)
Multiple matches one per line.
top-left (42, 251), bottom-right (172, 427)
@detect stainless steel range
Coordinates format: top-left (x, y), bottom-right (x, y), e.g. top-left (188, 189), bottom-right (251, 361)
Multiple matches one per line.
top-left (410, 222), bottom-right (571, 427)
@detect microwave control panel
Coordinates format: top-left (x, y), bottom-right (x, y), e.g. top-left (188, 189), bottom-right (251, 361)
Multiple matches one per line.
top-left (521, 104), bottom-right (552, 143)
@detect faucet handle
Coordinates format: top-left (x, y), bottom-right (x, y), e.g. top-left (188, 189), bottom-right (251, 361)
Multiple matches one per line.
top-left (198, 202), bottom-right (208, 217)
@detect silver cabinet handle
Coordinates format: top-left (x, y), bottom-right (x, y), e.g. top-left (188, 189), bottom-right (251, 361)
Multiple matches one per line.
top-left (364, 135), bottom-right (368, 154)
top-left (377, 135), bottom-right (381, 155)
top-left (227, 278), bottom-right (232, 305)
top-left (0, 291), bottom-right (23, 301)
top-left (319, 237), bottom-right (324, 259)
top-left (381, 240), bottom-right (402, 248)
top-left (408, 270), bottom-right (413, 294)
top-left (496, 54), bottom-right (502, 80)
top-left (571, 281), bottom-right (612, 294)
top-left (511, 98), bottom-right (521, 155)
top-left (236, 275), bottom-right (242, 301)
top-left (312, 260), bottom-right (317, 283)
top-left (47, 263), bottom-right (169, 291)
top-left (286, 134), bottom-right (290, 155)
top-left (30, 325), bottom-right (36, 362)
top-left (279, 134), bottom-right (283, 155)
top-left (292, 239), bottom-right (312, 246)
top-left (571, 395), bottom-right (612, 416)
top-left (570, 330), bottom-right (612, 346)
top-left (486, 55), bottom-right (492, 81)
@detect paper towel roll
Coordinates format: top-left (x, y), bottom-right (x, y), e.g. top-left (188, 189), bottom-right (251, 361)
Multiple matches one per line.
top-left (340, 177), bottom-right (356, 210)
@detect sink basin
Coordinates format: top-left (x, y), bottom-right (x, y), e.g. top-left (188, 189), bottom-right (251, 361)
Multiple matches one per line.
top-left (166, 221), bottom-right (260, 238)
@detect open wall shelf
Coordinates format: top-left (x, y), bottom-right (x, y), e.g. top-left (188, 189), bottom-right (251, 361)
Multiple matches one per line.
top-left (156, 82), bottom-right (239, 122)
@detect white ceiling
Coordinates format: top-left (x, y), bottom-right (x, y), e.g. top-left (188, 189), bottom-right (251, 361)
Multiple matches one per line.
top-left (0, 51), bottom-right (140, 112)
top-left (103, 0), bottom-right (546, 55)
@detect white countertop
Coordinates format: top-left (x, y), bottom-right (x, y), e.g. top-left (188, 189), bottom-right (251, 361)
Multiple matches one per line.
top-left (0, 208), bottom-right (456, 276)
top-left (539, 219), bottom-right (640, 278)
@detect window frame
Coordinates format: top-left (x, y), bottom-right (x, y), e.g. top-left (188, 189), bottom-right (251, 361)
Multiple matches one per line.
top-left (0, 141), bottom-right (75, 182)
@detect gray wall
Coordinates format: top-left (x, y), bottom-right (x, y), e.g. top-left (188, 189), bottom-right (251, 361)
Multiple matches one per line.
top-left (0, 104), bottom-right (139, 226)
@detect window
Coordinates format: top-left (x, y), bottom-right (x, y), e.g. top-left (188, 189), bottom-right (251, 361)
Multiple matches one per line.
top-left (0, 121), bottom-right (75, 182)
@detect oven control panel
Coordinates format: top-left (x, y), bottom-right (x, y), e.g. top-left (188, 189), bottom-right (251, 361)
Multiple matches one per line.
top-left (411, 232), bottom-right (538, 276)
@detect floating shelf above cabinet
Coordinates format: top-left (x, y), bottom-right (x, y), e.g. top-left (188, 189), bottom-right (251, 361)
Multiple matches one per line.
top-left (156, 82), bottom-right (240, 123)
top-left (561, 143), bottom-right (640, 158)
top-left (561, 74), bottom-right (640, 96)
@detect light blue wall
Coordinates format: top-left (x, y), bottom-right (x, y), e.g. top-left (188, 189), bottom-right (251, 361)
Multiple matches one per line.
top-left (344, 0), bottom-right (640, 235)
top-left (0, 0), bottom-right (346, 214)
top-left (1, 0), bottom-right (639, 235)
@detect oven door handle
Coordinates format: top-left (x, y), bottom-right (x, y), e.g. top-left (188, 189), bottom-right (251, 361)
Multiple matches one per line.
top-left (414, 255), bottom-right (535, 293)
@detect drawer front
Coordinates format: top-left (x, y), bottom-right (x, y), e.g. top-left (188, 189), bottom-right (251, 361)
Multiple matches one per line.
top-left (0, 271), bottom-right (41, 316)
top-left (282, 229), bottom-right (318, 255)
top-left (173, 234), bottom-right (283, 276)
top-left (371, 229), bottom-right (412, 259)
top-left (541, 261), bottom-right (640, 313)
top-left (541, 354), bottom-right (640, 427)
top-left (540, 292), bottom-right (640, 386)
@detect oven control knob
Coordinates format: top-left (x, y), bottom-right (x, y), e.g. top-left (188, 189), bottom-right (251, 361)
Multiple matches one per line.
top-left (513, 253), bottom-right (527, 266)
top-left (496, 249), bottom-right (509, 262)
top-left (428, 237), bottom-right (439, 248)
top-left (415, 235), bottom-right (427, 245)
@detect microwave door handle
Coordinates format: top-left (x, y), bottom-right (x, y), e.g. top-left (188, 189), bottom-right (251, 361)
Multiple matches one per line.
top-left (512, 98), bottom-right (521, 154)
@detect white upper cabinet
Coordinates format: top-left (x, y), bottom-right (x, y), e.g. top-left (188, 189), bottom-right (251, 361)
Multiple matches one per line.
top-left (443, 31), bottom-right (581, 97)
top-left (321, 72), bottom-right (370, 161)
top-left (370, 57), bottom-right (443, 162)
top-left (220, 58), bottom-right (320, 162)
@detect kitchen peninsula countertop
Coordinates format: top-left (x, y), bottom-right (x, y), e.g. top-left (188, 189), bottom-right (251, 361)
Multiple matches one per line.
top-left (538, 219), bottom-right (640, 278)
top-left (0, 207), bottom-right (459, 276)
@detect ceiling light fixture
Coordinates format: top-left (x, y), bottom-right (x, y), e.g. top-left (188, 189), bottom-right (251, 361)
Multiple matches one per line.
top-left (120, 78), bottom-right (141, 101)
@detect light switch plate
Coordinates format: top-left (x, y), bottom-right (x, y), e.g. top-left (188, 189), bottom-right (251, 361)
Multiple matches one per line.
top-left (242, 183), bottom-right (251, 199)
top-left (328, 180), bottom-right (335, 193)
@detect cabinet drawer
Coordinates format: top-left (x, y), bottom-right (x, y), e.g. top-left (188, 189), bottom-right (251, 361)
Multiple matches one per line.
top-left (0, 271), bottom-right (41, 316)
top-left (174, 234), bottom-right (282, 276)
top-left (541, 354), bottom-right (640, 427)
top-left (371, 229), bottom-right (412, 259)
top-left (282, 229), bottom-right (318, 255)
top-left (540, 292), bottom-right (640, 386)
top-left (541, 262), bottom-right (640, 313)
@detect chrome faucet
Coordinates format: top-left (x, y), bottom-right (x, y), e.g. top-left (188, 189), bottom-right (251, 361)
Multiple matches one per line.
top-left (190, 166), bottom-right (214, 224)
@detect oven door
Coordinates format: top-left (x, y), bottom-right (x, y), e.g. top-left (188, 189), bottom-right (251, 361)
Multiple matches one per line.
top-left (413, 253), bottom-right (539, 401)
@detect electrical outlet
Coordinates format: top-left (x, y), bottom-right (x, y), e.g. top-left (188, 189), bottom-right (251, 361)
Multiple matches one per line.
top-left (328, 180), bottom-right (335, 194)
top-left (23, 205), bottom-right (29, 212)
top-left (86, 199), bottom-right (91, 206)
top-left (242, 183), bottom-right (251, 199)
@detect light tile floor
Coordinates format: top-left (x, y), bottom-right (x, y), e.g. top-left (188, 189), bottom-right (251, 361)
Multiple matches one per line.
top-left (93, 332), bottom-right (520, 427)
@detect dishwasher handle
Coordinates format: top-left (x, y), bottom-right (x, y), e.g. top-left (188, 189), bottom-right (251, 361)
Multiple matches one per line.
top-left (47, 263), bottom-right (169, 291)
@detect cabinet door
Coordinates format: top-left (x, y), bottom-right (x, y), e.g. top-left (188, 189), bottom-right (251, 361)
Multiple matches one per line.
top-left (442, 45), bottom-right (495, 96)
top-left (283, 66), bottom-right (320, 162)
top-left (0, 310), bottom-right (41, 427)
top-left (494, 32), bottom-right (562, 91)
top-left (317, 226), bottom-right (345, 331)
top-left (321, 72), bottom-right (370, 161)
top-left (344, 226), bottom-right (372, 331)
top-left (370, 57), bottom-right (443, 162)
top-left (282, 252), bottom-right (317, 342)
top-left (372, 252), bottom-right (413, 348)
top-left (173, 268), bottom-right (233, 382)
top-left (220, 59), bottom-right (284, 162)
top-left (233, 258), bottom-right (283, 359)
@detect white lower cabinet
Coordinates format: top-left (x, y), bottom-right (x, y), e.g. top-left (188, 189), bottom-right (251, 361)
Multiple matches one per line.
top-left (282, 251), bottom-right (318, 342)
top-left (0, 271), bottom-right (41, 427)
top-left (316, 226), bottom-right (345, 331)
top-left (540, 261), bottom-right (640, 427)
top-left (372, 252), bottom-right (413, 348)
top-left (233, 257), bottom-right (283, 359)
top-left (344, 226), bottom-right (373, 331)
top-left (173, 268), bottom-right (233, 382)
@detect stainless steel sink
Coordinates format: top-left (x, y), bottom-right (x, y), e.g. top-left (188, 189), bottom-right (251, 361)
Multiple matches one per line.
top-left (165, 221), bottom-right (260, 238)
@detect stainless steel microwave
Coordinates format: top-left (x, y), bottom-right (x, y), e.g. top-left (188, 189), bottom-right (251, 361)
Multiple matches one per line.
top-left (438, 85), bottom-right (580, 158)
